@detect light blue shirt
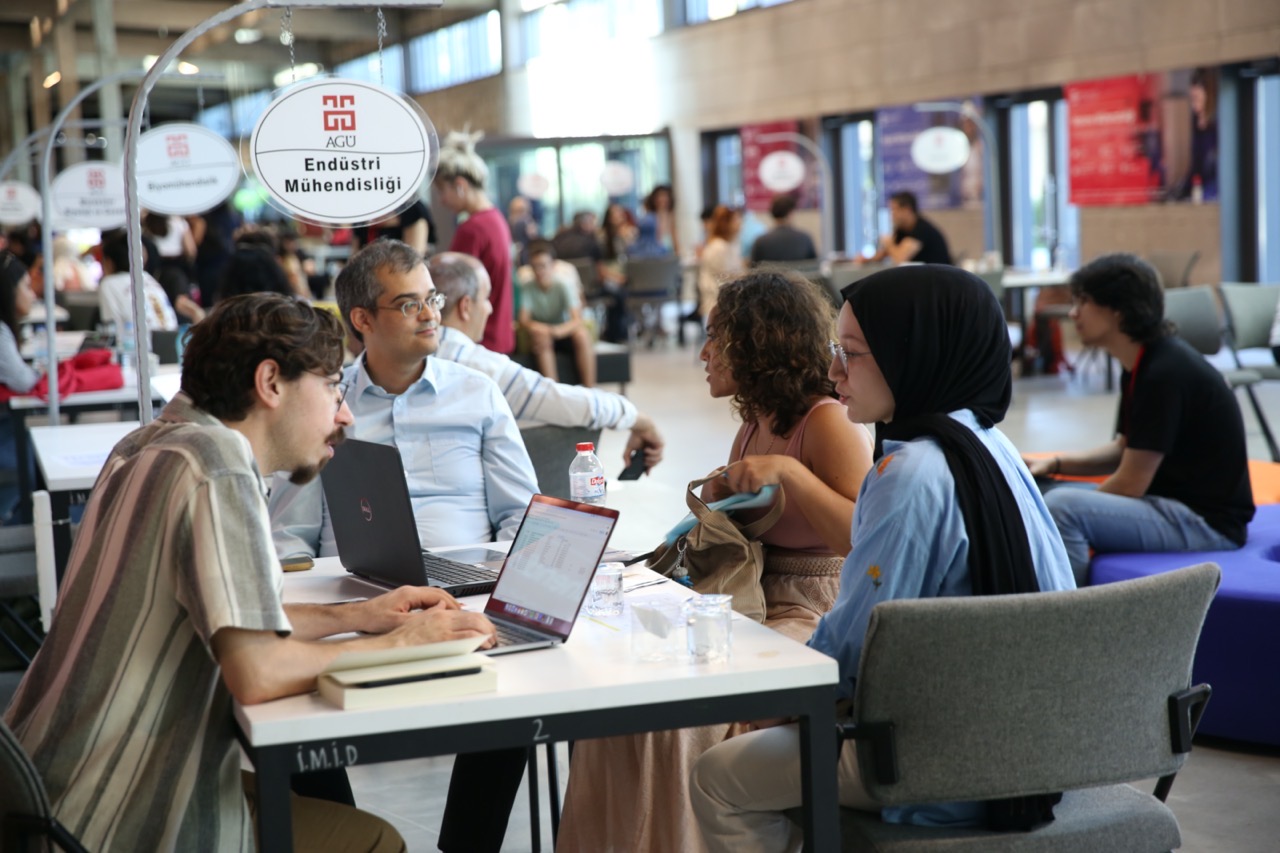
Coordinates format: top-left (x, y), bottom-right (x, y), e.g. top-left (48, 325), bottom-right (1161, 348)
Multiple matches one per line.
top-left (807, 409), bottom-right (1075, 828)
top-left (269, 354), bottom-right (539, 557)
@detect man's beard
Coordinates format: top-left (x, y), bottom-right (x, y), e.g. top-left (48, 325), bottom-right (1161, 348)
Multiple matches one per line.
top-left (288, 427), bottom-right (347, 485)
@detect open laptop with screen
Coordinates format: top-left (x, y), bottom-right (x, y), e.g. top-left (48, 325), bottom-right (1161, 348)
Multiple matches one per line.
top-left (321, 439), bottom-right (508, 596)
top-left (480, 493), bottom-right (619, 655)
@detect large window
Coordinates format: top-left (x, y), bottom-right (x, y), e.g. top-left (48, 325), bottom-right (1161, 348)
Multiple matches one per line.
top-left (685, 0), bottom-right (792, 25)
top-left (516, 0), bottom-right (663, 66)
top-left (333, 45), bottom-right (405, 91)
top-left (406, 11), bottom-right (502, 94)
top-left (1009, 98), bottom-right (1079, 270)
top-left (832, 118), bottom-right (877, 256)
top-left (1259, 74), bottom-right (1280, 282)
top-left (481, 134), bottom-right (672, 236)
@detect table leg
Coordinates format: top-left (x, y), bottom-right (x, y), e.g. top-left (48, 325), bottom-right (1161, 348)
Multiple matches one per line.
top-left (799, 698), bottom-right (839, 853)
top-left (13, 409), bottom-right (32, 524)
top-left (49, 490), bottom-right (71, 586)
top-left (254, 748), bottom-right (295, 852)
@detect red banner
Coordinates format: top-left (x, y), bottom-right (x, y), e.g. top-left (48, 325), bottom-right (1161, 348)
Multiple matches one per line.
top-left (741, 121), bottom-right (798, 212)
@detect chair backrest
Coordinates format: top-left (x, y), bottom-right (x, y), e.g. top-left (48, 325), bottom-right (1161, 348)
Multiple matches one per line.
top-left (519, 425), bottom-right (603, 500)
top-left (977, 269), bottom-right (1005, 303)
top-left (151, 329), bottom-right (183, 365)
top-left (565, 257), bottom-right (598, 299)
top-left (64, 303), bottom-right (100, 332)
top-left (1162, 285), bottom-right (1224, 355)
top-left (1218, 283), bottom-right (1280, 351)
top-left (625, 257), bottom-right (681, 296)
top-left (853, 563), bottom-right (1220, 806)
top-left (1146, 250), bottom-right (1200, 289)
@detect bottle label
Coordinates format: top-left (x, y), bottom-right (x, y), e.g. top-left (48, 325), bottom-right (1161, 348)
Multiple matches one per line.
top-left (570, 472), bottom-right (606, 499)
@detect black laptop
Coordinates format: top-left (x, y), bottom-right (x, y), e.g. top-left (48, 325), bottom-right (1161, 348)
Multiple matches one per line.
top-left (321, 439), bottom-right (509, 596)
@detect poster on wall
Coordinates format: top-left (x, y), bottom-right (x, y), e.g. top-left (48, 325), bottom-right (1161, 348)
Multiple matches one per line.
top-left (878, 100), bottom-right (985, 211)
top-left (1066, 67), bottom-right (1218, 206)
top-left (741, 120), bottom-right (821, 212)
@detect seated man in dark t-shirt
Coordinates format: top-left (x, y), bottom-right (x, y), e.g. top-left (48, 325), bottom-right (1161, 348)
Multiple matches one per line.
top-left (1023, 254), bottom-right (1254, 585)
top-left (862, 190), bottom-right (953, 266)
top-left (750, 193), bottom-right (817, 264)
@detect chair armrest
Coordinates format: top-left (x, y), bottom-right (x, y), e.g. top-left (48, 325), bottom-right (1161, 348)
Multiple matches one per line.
top-left (1154, 683), bottom-right (1212, 803)
top-left (836, 720), bottom-right (898, 785)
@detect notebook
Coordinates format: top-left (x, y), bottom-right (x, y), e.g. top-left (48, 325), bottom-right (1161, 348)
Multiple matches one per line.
top-left (321, 439), bottom-right (509, 596)
top-left (479, 492), bottom-right (619, 655)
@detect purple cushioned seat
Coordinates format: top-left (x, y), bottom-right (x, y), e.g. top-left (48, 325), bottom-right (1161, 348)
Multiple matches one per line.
top-left (1090, 504), bottom-right (1280, 745)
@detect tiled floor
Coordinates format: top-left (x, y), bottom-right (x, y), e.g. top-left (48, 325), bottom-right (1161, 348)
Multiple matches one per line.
top-left (344, 341), bottom-right (1280, 852)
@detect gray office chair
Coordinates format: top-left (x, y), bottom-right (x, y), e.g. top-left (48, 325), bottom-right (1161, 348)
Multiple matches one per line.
top-left (624, 257), bottom-right (681, 348)
top-left (1164, 286), bottom-right (1280, 460)
top-left (2, 717), bottom-right (89, 851)
top-left (829, 563), bottom-right (1219, 851)
top-left (0, 527), bottom-right (40, 669)
top-left (1145, 250), bottom-right (1200, 289)
top-left (1218, 283), bottom-right (1280, 382)
top-left (519, 425), bottom-right (604, 501)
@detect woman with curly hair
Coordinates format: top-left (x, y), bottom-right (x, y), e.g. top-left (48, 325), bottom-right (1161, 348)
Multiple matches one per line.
top-left (555, 270), bottom-right (874, 853)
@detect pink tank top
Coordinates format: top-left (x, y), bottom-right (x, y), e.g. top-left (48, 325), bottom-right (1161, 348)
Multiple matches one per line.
top-left (731, 397), bottom-right (843, 555)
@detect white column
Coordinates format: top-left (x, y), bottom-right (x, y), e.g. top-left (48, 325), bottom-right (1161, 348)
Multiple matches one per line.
top-left (92, 0), bottom-right (124, 162)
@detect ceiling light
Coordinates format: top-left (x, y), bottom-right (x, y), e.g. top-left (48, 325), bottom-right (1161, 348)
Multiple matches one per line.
top-left (143, 54), bottom-right (159, 70)
top-left (234, 28), bottom-right (262, 44)
top-left (43, 71), bottom-right (61, 89)
top-left (178, 61), bottom-right (199, 75)
top-left (273, 62), bottom-right (320, 88)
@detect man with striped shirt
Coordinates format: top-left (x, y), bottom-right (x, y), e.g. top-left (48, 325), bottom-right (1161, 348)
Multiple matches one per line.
top-left (430, 251), bottom-right (664, 473)
top-left (5, 294), bottom-right (495, 851)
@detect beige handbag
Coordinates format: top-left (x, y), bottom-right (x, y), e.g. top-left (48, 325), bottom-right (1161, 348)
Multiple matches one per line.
top-left (646, 475), bottom-right (785, 623)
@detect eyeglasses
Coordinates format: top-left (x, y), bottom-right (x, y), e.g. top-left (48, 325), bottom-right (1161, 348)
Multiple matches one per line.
top-left (828, 340), bottom-right (868, 372)
top-left (311, 371), bottom-right (350, 411)
top-left (376, 292), bottom-right (446, 318)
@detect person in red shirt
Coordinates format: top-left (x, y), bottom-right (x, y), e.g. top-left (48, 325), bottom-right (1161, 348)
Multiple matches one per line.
top-left (434, 131), bottom-right (515, 354)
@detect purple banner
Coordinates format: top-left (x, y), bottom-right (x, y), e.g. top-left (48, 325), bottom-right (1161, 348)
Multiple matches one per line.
top-left (877, 100), bottom-right (985, 211)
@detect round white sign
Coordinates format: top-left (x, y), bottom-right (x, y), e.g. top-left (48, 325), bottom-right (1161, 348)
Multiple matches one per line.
top-left (517, 173), bottom-right (551, 201)
top-left (759, 151), bottom-right (806, 193)
top-left (600, 161), bottom-right (635, 196)
top-left (0, 181), bottom-right (41, 226)
top-left (51, 161), bottom-right (127, 228)
top-left (249, 77), bottom-right (438, 226)
top-left (910, 126), bottom-right (972, 175)
top-left (136, 123), bottom-right (241, 215)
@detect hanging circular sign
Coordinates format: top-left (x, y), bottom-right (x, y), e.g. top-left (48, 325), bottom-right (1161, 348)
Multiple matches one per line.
top-left (759, 151), bottom-right (806, 193)
top-left (517, 173), bottom-right (551, 200)
top-left (51, 161), bottom-right (127, 228)
top-left (600, 161), bottom-right (635, 196)
top-left (910, 126), bottom-right (971, 175)
top-left (136, 123), bottom-right (241, 215)
top-left (0, 181), bottom-right (41, 226)
top-left (249, 77), bottom-right (438, 227)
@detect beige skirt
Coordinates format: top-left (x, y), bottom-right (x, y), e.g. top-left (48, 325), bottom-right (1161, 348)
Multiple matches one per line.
top-left (555, 553), bottom-right (842, 853)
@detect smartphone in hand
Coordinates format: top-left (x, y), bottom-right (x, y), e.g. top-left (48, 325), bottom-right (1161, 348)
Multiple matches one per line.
top-left (619, 449), bottom-right (647, 480)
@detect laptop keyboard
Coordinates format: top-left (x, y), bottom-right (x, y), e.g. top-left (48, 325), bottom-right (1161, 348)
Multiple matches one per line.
top-left (420, 552), bottom-right (498, 584)
top-left (493, 621), bottom-right (549, 647)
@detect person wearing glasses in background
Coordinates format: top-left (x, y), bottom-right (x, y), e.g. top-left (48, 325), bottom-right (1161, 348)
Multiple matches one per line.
top-left (6, 294), bottom-right (501, 852)
top-left (267, 241), bottom-right (538, 853)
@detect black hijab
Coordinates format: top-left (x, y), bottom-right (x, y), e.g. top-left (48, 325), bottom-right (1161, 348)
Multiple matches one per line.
top-left (845, 265), bottom-right (1056, 830)
top-left (842, 264), bottom-right (1039, 597)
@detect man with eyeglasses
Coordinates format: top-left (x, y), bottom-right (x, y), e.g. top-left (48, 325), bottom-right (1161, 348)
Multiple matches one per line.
top-left (269, 239), bottom-right (538, 558)
top-left (268, 240), bottom-right (538, 853)
top-left (5, 294), bottom-right (498, 852)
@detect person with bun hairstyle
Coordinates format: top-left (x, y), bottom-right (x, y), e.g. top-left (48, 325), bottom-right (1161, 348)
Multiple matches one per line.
top-left (434, 130), bottom-right (516, 354)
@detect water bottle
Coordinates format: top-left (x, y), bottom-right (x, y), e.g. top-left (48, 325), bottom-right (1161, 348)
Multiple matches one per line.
top-left (119, 320), bottom-right (137, 370)
top-left (568, 442), bottom-right (607, 506)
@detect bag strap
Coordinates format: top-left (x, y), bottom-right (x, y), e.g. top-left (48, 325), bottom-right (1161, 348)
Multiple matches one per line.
top-left (682, 475), bottom-right (787, 539)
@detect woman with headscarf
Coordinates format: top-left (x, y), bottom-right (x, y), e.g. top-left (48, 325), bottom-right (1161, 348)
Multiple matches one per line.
top-left (689, 264), bottom-right (1075, 851)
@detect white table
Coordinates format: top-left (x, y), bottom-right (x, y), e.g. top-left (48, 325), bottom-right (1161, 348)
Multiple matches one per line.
top-left (237, 557), bottom-right (842, 851)
top-left (8, 365), bottom-right (178, 522)
top-left (30, 420), bottom-right (139, 576)
top-left (19, 331), bottom-right (87, 362)
top-left (20, 303), bottom-right (70, 326)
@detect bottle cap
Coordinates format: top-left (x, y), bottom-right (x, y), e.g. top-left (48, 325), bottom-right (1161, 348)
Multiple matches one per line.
top-left (575, 442), bottom-right (595, 452)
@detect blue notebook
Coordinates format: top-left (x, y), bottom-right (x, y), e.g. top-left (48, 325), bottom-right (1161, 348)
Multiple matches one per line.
top-left (663, 484), bottom-right (779, 547)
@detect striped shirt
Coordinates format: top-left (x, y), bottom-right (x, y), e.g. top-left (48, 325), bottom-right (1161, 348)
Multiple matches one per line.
top-left (436, 326), bottom-right (637, 431)
top-left (4, 393), bottom-right (291, 852)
